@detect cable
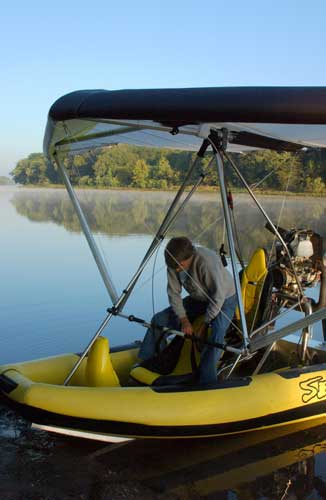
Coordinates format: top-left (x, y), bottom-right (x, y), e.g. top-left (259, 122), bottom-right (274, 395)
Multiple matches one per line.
top-left (151, 244), bottom-right (162, 319)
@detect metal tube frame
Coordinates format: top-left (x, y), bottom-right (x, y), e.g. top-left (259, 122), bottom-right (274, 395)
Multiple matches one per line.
top-left (64, 312), bottom-right (114, 385)
top-left (62, 143), bottom-right (208, 385)
top-left (208, 130), bottom-right (317, 379)
top-left (251, 301), bottom-right (300, 336)
top-left (301, 300), bottom-right (313, 362)
top-left (209, 139), bottom-right (250, 347)
top-left (249, 307), bottom-right (326, 352)
top-left (117, 150), bottom-right (207, 311)
top-left (220, 146), bottom-right (319, 371)
top-left (107, 310), bottom-right (244, 355)
top-left (252, 342), bottom-right (276, 375)
top-left (223, 151), bottom-right (304, 298)
top-left (223, 354), bottom-right (243, 379)
top-left (52, 152), bottom-right (119, 304)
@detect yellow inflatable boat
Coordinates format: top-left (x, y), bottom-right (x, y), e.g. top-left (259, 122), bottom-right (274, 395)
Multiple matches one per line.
top-left (3, 87), bottom-right (326, 442)
top-left (1, 336), bottom-right (326, 442)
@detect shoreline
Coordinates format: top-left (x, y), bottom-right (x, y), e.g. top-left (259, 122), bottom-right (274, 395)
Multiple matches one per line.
top-left (0, 398), bottom-right (165, 499)
top-left (5, 183), bottom-right (326, 198)
top-left (1, 396), bottom-right (326, 499)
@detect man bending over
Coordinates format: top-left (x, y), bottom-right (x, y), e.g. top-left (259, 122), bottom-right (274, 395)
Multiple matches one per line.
top-left (138, 237), bottom-right (237, 384)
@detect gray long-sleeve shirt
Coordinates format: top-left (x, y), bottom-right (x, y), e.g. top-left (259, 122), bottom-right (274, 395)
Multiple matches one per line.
top-left (167, 246), bottom-right (235, 323)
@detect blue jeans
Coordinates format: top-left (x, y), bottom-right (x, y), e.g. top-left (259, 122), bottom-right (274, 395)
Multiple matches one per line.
top-left (139, 294), bottom-right (237, 383)
top-left (199, 294), bottom-right (237, 384)
top-left (138, 296), bottom-right (208, 361)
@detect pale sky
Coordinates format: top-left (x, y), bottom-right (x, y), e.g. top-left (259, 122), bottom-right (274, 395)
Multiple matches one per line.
top-left (1, 0), bottom-right (326, 176)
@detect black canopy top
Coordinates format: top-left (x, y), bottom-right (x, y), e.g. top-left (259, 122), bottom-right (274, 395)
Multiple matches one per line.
top-left (49, 87), bottom-right (326, 125)
top-left (44, 87), bottom-right (326, 155)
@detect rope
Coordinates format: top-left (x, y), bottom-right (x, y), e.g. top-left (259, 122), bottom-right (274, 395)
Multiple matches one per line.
top-left (151, 244), bottom-right (162, 319)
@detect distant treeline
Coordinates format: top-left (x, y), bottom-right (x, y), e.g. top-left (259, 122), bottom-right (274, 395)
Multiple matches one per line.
top-left (0, 176), bottom-right (13, 185)
top-left (10, 145), bottom-right (326, 193)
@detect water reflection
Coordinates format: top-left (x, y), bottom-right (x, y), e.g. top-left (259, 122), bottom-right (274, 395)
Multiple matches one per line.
top-left (11, 188), bottom-right (326, 263)
top-left (104, 419), bottom-right (326, 499)
top-left (2, 398), bottom-right (325, 499)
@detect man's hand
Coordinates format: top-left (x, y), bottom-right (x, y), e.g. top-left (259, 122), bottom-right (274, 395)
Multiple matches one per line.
top-left (195, 323), bottom-right (208, 341)
top-left (180, 316), bottom-right (193, 336)
top-left (194, 322), bottom-right (208, 352)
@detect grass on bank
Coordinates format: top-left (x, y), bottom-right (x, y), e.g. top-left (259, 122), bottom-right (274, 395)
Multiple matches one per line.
top-left (13, 182), bottom-right (326, 198)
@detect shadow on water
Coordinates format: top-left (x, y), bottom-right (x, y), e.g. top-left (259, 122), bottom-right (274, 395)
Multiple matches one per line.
top-left (1, 394), bottom-right (326, 499)
top-left (100, 419), bottom-right (326, 499)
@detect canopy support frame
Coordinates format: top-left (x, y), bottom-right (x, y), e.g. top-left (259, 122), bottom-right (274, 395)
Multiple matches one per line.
top-left (116, 138), bottom-right (209, 311)
top-left (249, 307), bottom-right (326, 352)
top-left (223, 150), bottom-right (304, 300)
top-left (52, 151), bottom-right (119, 304)
top-left (209, 131), bottom-right (250, 348)
top-left (208, 129), bottom-right (317, 379)
top-left (63, 140), bottom-right (209, 385)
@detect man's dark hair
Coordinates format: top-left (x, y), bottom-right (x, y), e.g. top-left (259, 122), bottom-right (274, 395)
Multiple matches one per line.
top-left (164, 237), bottom-right (196, 268)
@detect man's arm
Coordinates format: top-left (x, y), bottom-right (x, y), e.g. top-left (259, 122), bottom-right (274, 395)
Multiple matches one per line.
top-left (199, 261), bottom-right (226, 323)
top-left (167, 268), bottom-right (193, 334)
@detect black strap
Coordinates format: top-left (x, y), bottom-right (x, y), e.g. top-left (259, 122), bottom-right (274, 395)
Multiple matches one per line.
top-left (154, 326), bottom-right (198, 374)
top-left (190, 339), bottom-right (198, 372)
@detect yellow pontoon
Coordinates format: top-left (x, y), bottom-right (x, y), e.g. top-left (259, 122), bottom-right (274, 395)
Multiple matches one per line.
top-left (2, 87), bottom-right (326, 442)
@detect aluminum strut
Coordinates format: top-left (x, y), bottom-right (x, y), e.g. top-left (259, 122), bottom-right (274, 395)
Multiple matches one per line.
top-left (118, 172), bottom-right (207, 311)
top-left (52, 152), bottom-right (119, 304)
top-left (223, 151), bottom-right (304, 298)
top-left (64, 311), bottom-right (115, 385)
top-left (301, 300), bottom-right (313, 362)
top-left (249, 308), bottom-right (326, 352)
top-left (63, 140), bottom-right (209, 385)
top-left (117, 142), bottom-right (208, 311)
top-left (209, 135), bottom-right (250, 346)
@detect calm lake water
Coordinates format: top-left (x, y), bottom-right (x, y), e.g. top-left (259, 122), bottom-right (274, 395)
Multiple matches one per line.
top-left (1, 185), bottom-right (324, 363)
top-left (1, 185), bottom-right (326, 498)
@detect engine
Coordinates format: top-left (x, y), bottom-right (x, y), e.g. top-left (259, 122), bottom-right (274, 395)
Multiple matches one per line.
top-left (266, 225), bottom-right (321, 297)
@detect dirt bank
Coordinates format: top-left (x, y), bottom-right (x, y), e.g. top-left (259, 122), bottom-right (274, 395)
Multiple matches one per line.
top-left (0, 400), bottom-right (175, 500)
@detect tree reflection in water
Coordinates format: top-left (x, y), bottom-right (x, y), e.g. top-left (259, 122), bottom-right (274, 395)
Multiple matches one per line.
top-left (11, 188), bottom-right (326, 265)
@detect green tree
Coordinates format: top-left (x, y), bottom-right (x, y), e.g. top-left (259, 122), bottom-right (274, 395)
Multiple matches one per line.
top-left (9, 143), bottom-right (326, 193)
top-left (11, 153), bottom-right (50, 185)
top-left (132, 159), bottom-right (150, 188)
top-left (93, 151), bottom-right (119, 187)
top-left (78, 175), bottom-right (93, 186)
top-left (149, 157), bottom-right (175, 188)
top-left (305, 176), bottom-right (325, 193)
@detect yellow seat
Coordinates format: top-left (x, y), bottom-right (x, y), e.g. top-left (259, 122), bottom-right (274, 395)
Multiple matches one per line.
top-left (235, 248), bottom-right (268, 331)
top-left (130, 317), bottom-right (209, 386)
top-left (86, 336), bottom-right (120, 387)
top-left (131, 248), bottom-right (270, 386)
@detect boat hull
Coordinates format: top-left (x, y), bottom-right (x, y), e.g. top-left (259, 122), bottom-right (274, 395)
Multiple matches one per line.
top-left (1, 344), bottom-right (326, 440)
